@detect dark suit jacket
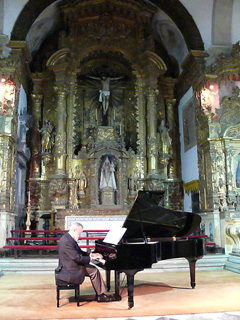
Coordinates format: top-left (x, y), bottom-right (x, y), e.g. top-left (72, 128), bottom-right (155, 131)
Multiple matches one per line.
top-left (56, 232), bottom-right (90, 284)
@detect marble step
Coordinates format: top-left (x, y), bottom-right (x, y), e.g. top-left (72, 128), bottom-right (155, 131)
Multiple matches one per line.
top-left (151, 254), bottom-right (227, 272)
top-left (224, 253), bottom-right (240, 274)
top-left (0, 254), bottom-right (228, 274)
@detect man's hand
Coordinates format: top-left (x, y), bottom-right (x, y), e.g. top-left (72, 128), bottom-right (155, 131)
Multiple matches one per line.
top-left (90, 253), bottom-right (103, 261)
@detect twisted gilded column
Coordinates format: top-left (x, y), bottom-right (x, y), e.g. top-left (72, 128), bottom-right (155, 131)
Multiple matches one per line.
top-left (146, 86), bottom-right (158, 176)
top-left (30, 93), bottom-right (42, 178)
top-left (66, 74), bottom-right (77, 174)
top-left (54, 84), bottom-right (68, 176)
top-left (158, 76), bottom-right (178, 179)
top-left (134, 73), bottom-right (146, 179)
top-left (166, 98), bottom-right (177, 178)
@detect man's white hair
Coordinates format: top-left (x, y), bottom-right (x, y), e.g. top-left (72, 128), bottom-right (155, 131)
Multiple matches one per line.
top-left (69, 221), bottom-right (83, 231)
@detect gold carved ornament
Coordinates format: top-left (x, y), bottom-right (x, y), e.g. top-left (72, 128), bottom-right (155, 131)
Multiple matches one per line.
top-left (184, 180), bottom-right (199, 195)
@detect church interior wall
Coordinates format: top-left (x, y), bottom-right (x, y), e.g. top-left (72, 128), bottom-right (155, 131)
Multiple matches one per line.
top-left (178, 87), bottom-right (199, 212)
top-left (2, 0), bottom-right (28, 38)
top-left (212, 0), bottom-right (234, 46)
top-left (178, 88), bottom-right (199, 182)
top-left (232, 0), bottom-right (240, 43)
top-left (0, 0), bottom-right (3, 33)
top-left (183, 192), bottom-right (192, 213)
top-left (180, 0), bottom-right (214, 49)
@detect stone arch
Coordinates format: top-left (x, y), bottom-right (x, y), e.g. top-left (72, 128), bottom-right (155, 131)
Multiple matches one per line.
top-left (11, 0), bottom-right (204, 52)
top-left (11, 0), bottom-right (56, 41)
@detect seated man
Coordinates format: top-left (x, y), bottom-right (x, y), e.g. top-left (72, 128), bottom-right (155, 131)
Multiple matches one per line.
top-left (56, 221), bottom-right (111, 302)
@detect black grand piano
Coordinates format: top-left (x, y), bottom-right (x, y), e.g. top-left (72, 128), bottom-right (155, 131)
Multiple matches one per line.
top-left (94, 190), bottom-right (204, 309)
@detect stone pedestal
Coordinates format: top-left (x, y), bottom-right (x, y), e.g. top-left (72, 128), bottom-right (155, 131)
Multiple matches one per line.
top-left (101, 187), bottom-right (115, 205)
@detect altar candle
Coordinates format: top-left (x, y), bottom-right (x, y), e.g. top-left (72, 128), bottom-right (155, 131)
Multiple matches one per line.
top-left (28, 191), bottom-right (30, 204)
top-left (120, 123), bottom-right (121, 135)
top-left (114, 108), bottom-right (116, 120)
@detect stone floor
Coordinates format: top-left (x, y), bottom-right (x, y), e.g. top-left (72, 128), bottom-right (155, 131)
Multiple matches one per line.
top-left (56, 314), bottom-right (240, 320)
top-left (0, 256), bottom-right (239, 320)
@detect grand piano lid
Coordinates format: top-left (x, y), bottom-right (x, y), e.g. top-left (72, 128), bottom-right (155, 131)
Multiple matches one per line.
top-left (122, 190), bottom-right (201, 239)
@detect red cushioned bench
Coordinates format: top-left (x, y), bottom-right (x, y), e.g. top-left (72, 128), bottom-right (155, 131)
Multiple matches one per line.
top-left (4, 229), bottom-right (109, 258)
top-left (3, 244), bottom-right (95, 258)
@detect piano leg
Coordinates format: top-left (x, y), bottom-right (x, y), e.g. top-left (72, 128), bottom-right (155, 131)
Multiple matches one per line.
top-left (114, 270), bottom-right (121, 301)
top-left (124, 269), bottom-right (143, 309)
top-left (106, 270), bottom-right (111, 291)
top-left (187, 258), bottom-right (197, 289)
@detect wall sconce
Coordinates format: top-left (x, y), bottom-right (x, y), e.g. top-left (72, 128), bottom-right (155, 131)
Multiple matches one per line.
top-left (0, 74), bottom-right (16, 115)
top-left (198, 80), bottom-right (219, 117)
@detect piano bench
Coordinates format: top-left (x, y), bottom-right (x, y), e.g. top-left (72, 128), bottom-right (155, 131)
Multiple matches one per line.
top-left (56, 280), bottom-right (80, 307)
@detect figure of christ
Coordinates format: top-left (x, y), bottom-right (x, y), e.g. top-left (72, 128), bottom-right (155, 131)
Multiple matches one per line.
top-left (87, 75), bottom-right (124, 115)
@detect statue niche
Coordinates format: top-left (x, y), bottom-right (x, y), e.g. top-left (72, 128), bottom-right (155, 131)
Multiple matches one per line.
top-left (99, 155), bottom-right (117, 205)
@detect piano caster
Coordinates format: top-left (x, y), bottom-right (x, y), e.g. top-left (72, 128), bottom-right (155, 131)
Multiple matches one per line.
top-left (128, 302), bottom-right (134, 309)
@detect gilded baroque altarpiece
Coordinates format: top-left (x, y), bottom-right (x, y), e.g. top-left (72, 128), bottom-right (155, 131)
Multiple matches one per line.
top-left (25, 0), bottom-right (184, 228)
top-left (191, 42), bottom-right (240, 253)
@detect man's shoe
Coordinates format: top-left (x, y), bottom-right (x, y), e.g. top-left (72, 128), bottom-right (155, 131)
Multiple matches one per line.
top-left (97, 293), bottom-right (112, 302)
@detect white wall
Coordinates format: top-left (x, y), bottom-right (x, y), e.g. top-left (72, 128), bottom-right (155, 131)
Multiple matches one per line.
top-left (3, 0), bottom-right (28, 38)
top-left (232, 0), bottom-right (240, 43)
top-left (179, 88), bottom-right (199, 183)
top-left (178, 88), bottom-right (199, 211)
top-left (0, 0), bottom-right (3, 33)
top-left (180, 0), bottom-right (214, 50)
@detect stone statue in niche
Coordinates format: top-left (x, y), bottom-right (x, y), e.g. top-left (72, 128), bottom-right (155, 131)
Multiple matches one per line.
top-left (158, 120), bottom-right (172, 154)
top-left (217, 177), bottom-right (228, 212)
top-left (99, 157), bottom-right (117, 190)
top-left (78, 171), bottom-right (87, 195)
top-left (40, 119), bottom-right (55, 153)
top-left (72, 170), bottom-right (87, 208)
top-left (128, 174), bottom-right (136, 195)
